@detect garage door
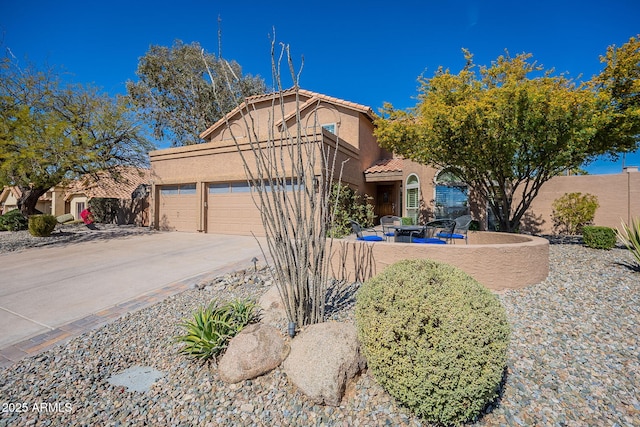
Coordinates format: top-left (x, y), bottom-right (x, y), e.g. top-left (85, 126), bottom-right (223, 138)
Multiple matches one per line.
top-left (158, 184), bottom-right (198, 232)
top-left (207, 182), bottom-right (264, 235)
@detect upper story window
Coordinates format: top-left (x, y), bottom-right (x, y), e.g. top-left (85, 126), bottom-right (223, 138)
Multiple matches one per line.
top-left (322, 123), bottom-right (336, 135)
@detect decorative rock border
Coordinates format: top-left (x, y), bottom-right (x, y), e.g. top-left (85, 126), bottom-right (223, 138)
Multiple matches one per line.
top-left (329, 231), bottom-right (550, 291)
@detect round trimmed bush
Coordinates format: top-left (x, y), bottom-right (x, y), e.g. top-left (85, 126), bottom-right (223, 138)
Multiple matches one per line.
top-left (355, 259), bottom-right (510, 425)
top-left (28, 214), bottom-right (58, 237)
top-left (583, 225), bottom-right (617, 250)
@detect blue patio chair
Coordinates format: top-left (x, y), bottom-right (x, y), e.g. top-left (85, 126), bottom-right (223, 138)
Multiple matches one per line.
top-left (350, 220), bottom-right (385, 242)
top-left (436, 215), bottom-right (472, 244)
top-left (410, 219), bottom-right (456, 244)
top-left (379, 215), bottom-right (401, 241)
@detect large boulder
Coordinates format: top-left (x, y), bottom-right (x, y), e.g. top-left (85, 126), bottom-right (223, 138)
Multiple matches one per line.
top-left (283, 322), bottom-right (366, 406)
top-left (258, 285), bottom-right (288, 327)
top-left (218, 323), bottom-right (289, 384)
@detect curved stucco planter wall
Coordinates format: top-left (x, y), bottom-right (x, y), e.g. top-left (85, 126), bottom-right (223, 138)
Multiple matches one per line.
top-left (329, 231), bottom-right (549, 292)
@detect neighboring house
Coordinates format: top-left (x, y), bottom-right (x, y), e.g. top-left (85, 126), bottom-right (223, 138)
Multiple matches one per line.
top-left (0, 186), bottom-right (65, 216)
top-left (0, 186), bottom-right (21, 215)
top-left (0, 167), bottom-right (151, 226)
top-left (63, 167), bottom-right (151, 226)
top-left (149, 88), bottom-right (639, 235)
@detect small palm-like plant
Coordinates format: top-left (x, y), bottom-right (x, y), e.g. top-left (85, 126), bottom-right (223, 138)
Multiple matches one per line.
top-left (617, 218), bottom-right (640, 271)
top-left (174, 298), bottom-right (259, 362)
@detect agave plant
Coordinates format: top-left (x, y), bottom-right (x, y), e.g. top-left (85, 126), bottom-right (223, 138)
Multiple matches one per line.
top-left (616, 217), bottom-right (640, 271)
top-left (173, 298), bottom-right (259, 361)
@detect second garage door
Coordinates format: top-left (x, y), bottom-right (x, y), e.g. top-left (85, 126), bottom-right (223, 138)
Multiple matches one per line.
top-left (207, 182), bottom-right (264, 235)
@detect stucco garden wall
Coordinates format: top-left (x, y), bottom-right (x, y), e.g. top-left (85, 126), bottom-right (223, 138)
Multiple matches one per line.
top-left (519, 170), bottom-right (640, 234)
top-left (329, 231), bottom-right (549, 292)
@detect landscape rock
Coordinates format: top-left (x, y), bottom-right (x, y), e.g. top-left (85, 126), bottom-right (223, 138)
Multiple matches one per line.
top-left (258, 284), bottom-right (288, 326)
top-left (106, 365), bottom-right (165, 393)
top-left (283, 321), bottom-right (366, 406)
top-left (218, 323), bottom-right (289, 384)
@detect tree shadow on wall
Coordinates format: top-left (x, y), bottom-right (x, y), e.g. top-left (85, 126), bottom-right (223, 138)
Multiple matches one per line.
top-left (158, 214), bottom-right (175, 231)
top-left (519, 211), bottom-right (545, 235)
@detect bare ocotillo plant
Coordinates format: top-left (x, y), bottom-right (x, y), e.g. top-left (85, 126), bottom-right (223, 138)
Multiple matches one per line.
top-left (204, 38), bottom-right (344, 327)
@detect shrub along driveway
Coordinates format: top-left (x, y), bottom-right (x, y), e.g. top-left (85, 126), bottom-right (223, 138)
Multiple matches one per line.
top-left (0, 232), bottom-right (264, 353)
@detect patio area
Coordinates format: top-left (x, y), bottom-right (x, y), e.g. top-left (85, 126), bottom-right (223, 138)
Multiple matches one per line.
top-left (332, 229), bottom-right (550, 291)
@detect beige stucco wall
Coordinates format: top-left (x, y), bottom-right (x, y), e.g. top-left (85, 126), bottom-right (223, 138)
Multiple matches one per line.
top-left (329, 231), bottom-right (549, 292)
top-left (401, 160), bottom-right (438, 223)
top-left (522, 170), bottom-right (640, 234)
top-left (205, 95), bottom-right (364, 150)
top-left (1, 191), bottom-right (18, 214)
top-left (51, 187), bottom-right (67, 217)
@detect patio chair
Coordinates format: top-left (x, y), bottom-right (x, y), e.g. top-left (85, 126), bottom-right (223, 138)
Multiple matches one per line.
top-left (350, 220), bottom-right (385, 242)
top-left (410, 219), bottom-right (456, 244)
top-left (436, 215), bottom-right (472, 244)
top-left (379, 215), bottom-right (402, 241)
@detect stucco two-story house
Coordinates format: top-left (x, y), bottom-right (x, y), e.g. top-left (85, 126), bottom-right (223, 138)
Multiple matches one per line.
top-left (149, 88), bottom-right (639, 235)
top-left (149, 88), bottom-right (434, 234)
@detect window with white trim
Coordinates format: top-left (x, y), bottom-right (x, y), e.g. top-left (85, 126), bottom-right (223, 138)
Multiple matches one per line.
top-left (405, 174), bottom-right (420, 224)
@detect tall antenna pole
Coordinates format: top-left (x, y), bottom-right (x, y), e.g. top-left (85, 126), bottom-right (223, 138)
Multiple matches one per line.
top-left (217, 15), bottom-right (222, 59)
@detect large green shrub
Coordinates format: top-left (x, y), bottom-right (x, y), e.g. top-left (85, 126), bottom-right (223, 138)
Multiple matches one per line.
top-left (327, 182), bottom-right (375, 238)
top-left (616, 218), bottom-right (640, 270)
top-left (583, 225), bottom-right (617, 250)
top-left (173, 298), bottom-right (258, 362)
top-left (355, 259), bottom-right (510, 425)
top-left (551, 192), bottom-right (599, 235)
top-left (0, 210), bottom-right (28, 231)
top-left (28, 214), bottom-right (58, 237)
top-left (88, 197), bottom-right (120, 223)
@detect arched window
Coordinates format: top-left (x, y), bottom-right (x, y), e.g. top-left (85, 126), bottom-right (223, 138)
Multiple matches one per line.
top-left (405, 174), bottom-right (420, 224)
top-left (434, 169), bottom-right (468, 219)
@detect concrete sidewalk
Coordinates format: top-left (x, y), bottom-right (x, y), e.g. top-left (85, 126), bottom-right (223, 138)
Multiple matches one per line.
top-left (0, 232), bottom-right (265, 367)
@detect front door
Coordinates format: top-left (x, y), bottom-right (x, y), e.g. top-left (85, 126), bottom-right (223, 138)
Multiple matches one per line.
top-left (376, 185), bottom-right (396, 218)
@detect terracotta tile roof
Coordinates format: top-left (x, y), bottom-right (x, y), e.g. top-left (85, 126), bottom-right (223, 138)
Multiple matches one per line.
top-left (200, 87), bottom-right (376, 139)
top-left (64, 167), bottom-right (151, 201)
top-left (364, 158), bottom-right (403, 174)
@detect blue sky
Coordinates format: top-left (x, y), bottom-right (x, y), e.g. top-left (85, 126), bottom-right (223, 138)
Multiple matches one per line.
top-left (2, 0), bottom-right (639, 174)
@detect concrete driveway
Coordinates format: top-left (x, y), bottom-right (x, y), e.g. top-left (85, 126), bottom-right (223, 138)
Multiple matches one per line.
top-left (0, 232), bottom-right (265, 354)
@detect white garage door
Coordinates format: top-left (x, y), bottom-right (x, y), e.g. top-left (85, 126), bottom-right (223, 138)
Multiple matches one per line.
top-left (206, 182), bottom-right (264, 235)
top-left (158, 184), bottom-right (198, 232)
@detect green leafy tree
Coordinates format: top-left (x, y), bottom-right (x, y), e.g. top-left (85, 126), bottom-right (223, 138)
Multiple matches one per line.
top-left (0, 57), bottom-right (153, 216)
top-left (375, 48), bottom-right (637, 232)
top-left (126, 40), bottom-right (266, 147)
top-left (591, 34), bottom-right (640, 154)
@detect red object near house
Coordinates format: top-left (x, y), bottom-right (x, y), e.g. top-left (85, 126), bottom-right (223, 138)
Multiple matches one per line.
top-left (80, 208), bottom-right (94, 225)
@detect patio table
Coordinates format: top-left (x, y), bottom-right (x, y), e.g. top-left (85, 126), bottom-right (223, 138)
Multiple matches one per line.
top-left (393, 225), bottom-right (424, 243)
